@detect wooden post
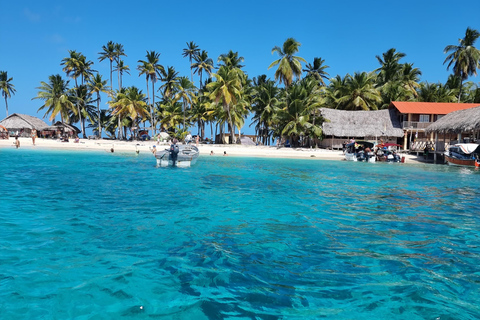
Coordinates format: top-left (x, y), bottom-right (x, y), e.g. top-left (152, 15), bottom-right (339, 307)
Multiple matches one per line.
top-left (434, 132), bottom-right (438, 164)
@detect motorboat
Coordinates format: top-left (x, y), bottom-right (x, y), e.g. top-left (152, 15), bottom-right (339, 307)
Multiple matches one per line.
top-left (375, 143), bottom-right (404, 163)
top-left (154, 144), bottom-right (199, 167)
top-left (345, 141), bottom-right (376, 163)
top-left (444, 143), bottom-right (480, 167)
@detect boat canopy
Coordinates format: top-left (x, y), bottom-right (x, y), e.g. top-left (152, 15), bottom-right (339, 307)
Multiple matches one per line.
top-left (456, 143), bottom-right (480, 154)
top-left (346, 141), bottom-right (374, 148)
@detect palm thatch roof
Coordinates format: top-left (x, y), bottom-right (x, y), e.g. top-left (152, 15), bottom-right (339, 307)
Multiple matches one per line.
top-left (0, 113), bottom-right (49, 130)
top-left (43, 121), bottom-right (81, 134)
top-left (319, 108), bottom-right (404, 138)
top-left (426, 106), bottom-right (480, 133)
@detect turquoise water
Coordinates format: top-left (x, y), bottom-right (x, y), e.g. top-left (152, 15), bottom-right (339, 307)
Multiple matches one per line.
top-left (1, 148), bottom-right (480, 319)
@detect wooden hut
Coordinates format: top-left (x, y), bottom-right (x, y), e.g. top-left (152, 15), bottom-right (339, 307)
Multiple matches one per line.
top-left (426, 105), bottom-right (480, 145)
top-left (319, 108), bottom-right (404, 149)
top-left (41, 121), bottom-right (81, 139)
top-left (0, 113), bottom-right (49, 137)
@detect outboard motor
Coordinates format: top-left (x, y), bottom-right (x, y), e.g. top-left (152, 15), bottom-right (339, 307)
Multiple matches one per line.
top-left (169, 143), bottom-right (180, 165)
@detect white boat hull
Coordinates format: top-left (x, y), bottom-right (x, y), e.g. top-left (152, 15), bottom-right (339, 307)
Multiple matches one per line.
top-left (345, 152), bottom-right (376, 163)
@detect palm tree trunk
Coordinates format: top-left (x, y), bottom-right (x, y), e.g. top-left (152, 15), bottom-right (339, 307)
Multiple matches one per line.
top-left (118, 116), bottom-right (122, 140)
top-left (5, 97), bottom-right (8, 117)
top-left (210, 122), bottom-right (214, 142)
top-left (152, 81), bottom-right (156, 136)
top-left (458, 79), bottom-right (463, 103)
top-left (183, 100), bottom-right (186, 130)
top-left (97, 93), bottom-right (101, 138)
top-left (109, 60), bottom-right (113, 88)
top-left (190, 57), bottom-right (193, 83)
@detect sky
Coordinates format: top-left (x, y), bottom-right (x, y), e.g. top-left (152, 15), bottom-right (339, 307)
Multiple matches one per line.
top-left (1, 0), bottom-right (480, 135)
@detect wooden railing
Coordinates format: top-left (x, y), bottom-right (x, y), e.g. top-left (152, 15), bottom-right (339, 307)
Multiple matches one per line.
top-left (402, 121), bottom-right (433, 129)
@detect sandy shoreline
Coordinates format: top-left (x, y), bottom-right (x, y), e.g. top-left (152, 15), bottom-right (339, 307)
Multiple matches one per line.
top-left (0, 137), bottom-right (424, 163)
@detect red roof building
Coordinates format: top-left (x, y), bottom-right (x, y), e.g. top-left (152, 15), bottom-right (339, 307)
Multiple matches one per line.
top-left (388, 101), bottom-right (480, 151)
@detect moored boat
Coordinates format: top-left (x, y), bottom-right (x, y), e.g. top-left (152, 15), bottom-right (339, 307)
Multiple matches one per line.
top-left (444, 143), bottom-right (480, 167)
top-left (345, 141), bottom-right (376, 163)
top-left (154, 144), bottom-right (199, 167)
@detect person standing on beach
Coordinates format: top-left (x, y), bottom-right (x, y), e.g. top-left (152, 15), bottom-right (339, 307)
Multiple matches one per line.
top-left (31, 129), bottom-right (37, 146)
top-left (14, 137), bottom-right (20, 148)
top-left (196, 135), bottom-right (199, 147)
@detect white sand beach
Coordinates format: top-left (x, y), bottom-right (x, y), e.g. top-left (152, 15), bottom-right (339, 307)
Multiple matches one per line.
top-left (0, 137), bottom-right (425, 163)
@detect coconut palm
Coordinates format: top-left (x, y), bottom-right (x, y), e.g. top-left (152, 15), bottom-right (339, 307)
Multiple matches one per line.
top-left (114, 43), bottom-right (127, 90)
top-left (159, 66), bottom-right (180, 99)
top-left (109, 86), bottom-right (148, 139)
top-left (336, 72), bottom-right (381, 110)
top-left (137, 51), bottom-right (165, 135)
top-left (98, 41), bottom-right (117, 88)
top-left (173, 77), bottom-right (197, 129)
top-left (192, 50), bottom-right (214, 89)
top-left (70, 84), bottom-right (96, 135)
top-left (218, 50), bottom-right (245, 69)
top-left (157, 99), bottom-right (183, 131)
top-left (268, 38), bottom-right (306, 88)
top-left (303, 57), bottom-right (330, 86)
top-left (33, 74), bottom-right (75, 122)
top-left (207, 66), bottom-right (243, 143)
top-left (182, 41), bottom-right (200, 82)
top-left (251, 77), bottom-right (280, 145)
top-left (89, 73), bottom-right (110, 137)
top-left (375, 48), bottom-right (406, 85)
top-left (0, 71), bottom-right (16, 117)
top-left (113, 60), bottom-right (130, 90)
top-left (444, 27), bottom-right (480, 102)
top-left (277, 79), bottom-right (322, 147)
top-left (88, 109), bottom-right (116, 138)
top-left (417, 82), bottom-right (457, 102)
top-left (400, 63), bottom-right (422, 97)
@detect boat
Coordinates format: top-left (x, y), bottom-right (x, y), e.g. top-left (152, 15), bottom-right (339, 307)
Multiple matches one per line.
top-left (444, 143), bottom-right (480, 167)
top-left (375, 143), bottom-right (404, 163)
top-left (344, 141), bottom-right (376, 163)
top-left (154, 144), bottom-right (200, 167)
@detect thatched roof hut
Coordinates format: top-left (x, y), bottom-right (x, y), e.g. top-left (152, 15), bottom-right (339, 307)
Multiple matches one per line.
top-left (426, 106), bottom-right (480, 133)
top-left (319, 108), bottom-right (404, 138)
top-left (0, 113), bottom-right (49, 132)
top-left (42, 121), bottom-right (81, 134)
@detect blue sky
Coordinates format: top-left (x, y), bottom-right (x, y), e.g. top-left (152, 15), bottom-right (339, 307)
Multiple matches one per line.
top-left (1, 0), bottom-right (479, 134)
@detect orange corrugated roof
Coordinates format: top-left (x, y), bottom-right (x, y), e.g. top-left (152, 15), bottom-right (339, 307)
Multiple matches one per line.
top-left (390, 101), bottom-right (480, 115)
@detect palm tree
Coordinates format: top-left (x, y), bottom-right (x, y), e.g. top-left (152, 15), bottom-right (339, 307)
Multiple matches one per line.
top-left (444, 27), bottom-right (480, 102)
top-left (98, 41), bottom-right (117, 88)
top-left (114, 43), bottom-right (127, 90)
top-left (174, 77), bottom-right (197, 129)
top-left (375, 48), bottom-right (406, 86)
top-left (207, 66), bottom-right (243, 144)
top-left (159, 66), bottom-right (180, 99)
top-left (88, 109), bottom-right (116, 138)
top-left (218, 50), bottom-right (245, 69)
top-left (70, 84), bottom-right (96, 135)
top-left (89, 74), bottom-right (110, 137)
top-left (303, 57), bottom-right (330, 86)
top-left (0, 71), bottom-right (16, 117)
top-left (336, 72), bottom-right (381, 110)
top-left (113, 60), bottom-right (130, 90)
top-left (138, 51), bottom-right (165, 135)
top-left (192, 50), bottom-right (214, 89)
top-left (61, 50), bottom-right (87, 136)
top-left (268, 38), bottom-right (306, 88)
top-left (109, 86), bottom-right (148, 139)
top-left (251, 76), bottom-right (280, 145)
top-left (182, 41), bottom-right (200, 82)
top-left (33, 74), bottom-right (75, 122)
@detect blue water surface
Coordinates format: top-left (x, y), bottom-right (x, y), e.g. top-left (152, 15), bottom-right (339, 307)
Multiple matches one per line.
top-left (1, 148), bottom-right (479, 319)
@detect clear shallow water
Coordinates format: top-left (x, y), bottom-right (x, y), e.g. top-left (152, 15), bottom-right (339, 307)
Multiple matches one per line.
top-left (1, 148), bottom-right (480, 320)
